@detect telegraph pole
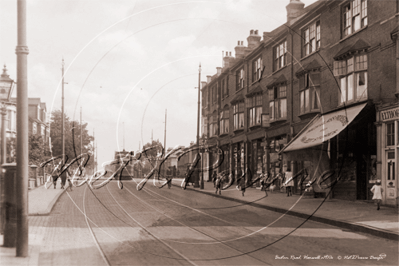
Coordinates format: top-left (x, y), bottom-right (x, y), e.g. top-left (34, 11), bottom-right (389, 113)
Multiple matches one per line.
top-left (15, 0), bottom-right (29, 257)
top-left (80, 107), bottom-right (82, 155)
top-left (164, 109), bottom-right (167, 155)
top-left (61, 59), bottom-right (65, 166)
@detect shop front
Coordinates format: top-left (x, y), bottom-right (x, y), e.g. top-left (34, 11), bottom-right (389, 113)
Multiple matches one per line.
top-left (281, 102), bottom-right (375, 200)
top-left (231, 141), bottom-right (245, 181)
top-left (376, 103), bottom-right (399, 206)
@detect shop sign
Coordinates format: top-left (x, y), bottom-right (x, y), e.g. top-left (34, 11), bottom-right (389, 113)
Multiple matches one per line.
top-left (380, 107), bottom-right (399, 122)
top-left (283, 103), bottom-right (366, 152)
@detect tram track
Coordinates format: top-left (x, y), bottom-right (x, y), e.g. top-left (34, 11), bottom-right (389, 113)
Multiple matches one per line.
top-left (105, 181), bottom-right (271, 265)
top-left (77, 185), bottom-right (196, 265)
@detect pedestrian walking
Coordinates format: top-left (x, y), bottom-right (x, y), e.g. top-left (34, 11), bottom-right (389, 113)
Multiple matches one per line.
top-left (260, 174), bottom-right (268, 196)
top-left (371, 179), bottom-right (383, 210)
top-left (285, 175), bottom-right (294, 197)
top-left (212, 172), bottom-right (217, 188)
top-left (166, 167), bottom-right (172, 189)
top-left (215, 175), bottom-right (223, 195)
top-left (66, 170), bottom-right (73, 191)
top-left (60, 170), bottom-right (67, 189)
top-left (238, 174), bottom-right (246, 197)
top-left (52, 165), bottom-right (61, 189)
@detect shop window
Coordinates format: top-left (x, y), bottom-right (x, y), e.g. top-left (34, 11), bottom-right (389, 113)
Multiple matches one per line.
top-left (303, 20), bottom-right (320, 56)
top-left (342, 0), bottom-right (367, 38)
top-left (236, 68), bottom-right (245, 91)
top-left (246, 94), bottom-right (263, 127)
top-left (334, 54), bottom-right (368, 105)
top-left (299, 72), bottom-right (320, 114)
top-left (269, 85), bottom-right (287, 121)
top-left (219, 108), bottom-right (230, 135)
top-left (233, 102), bottom-right (244, 131)
top-left (253, 57), bottom-right (263, 82)
top-left (386, 122), bottom-right (395, 146)
top-left (274, 40), bottom-right (287, 71)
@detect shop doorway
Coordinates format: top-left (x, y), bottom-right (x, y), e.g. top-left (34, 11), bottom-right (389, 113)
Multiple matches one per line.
top-left (385, 150), bottom-right (397, 202)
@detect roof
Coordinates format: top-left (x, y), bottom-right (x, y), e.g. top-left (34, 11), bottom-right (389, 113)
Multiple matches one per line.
top-left (230, 93), bottom-right (244, 104)
top-left (296, 59), bottom-right (322, 76)
top-left (246, 85), bottom-right (264, 97)
top-left (334, 39), bottom-right (370, 60)
top-left (267, 74), bottom-right (287, 88)
top-left (40, 102), bottom-right (47, 111)
top-left (28, 98), bottom-right (41, 106)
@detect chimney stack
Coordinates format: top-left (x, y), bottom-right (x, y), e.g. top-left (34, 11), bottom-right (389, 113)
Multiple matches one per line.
top-left (201, 81), bottom-right (207, 88)
top-left (216, 67), bottom-right (222, 75)
top-left (235, 40), bottom-right (246, 59)
top-left (286, 0), bottom-right (305, 23)
top-left (247, 29), bottom-right (261, 49)
top-left (223, 51), bottom-right (234, 69)
top-left (206, 75), bottom-right (212, 83)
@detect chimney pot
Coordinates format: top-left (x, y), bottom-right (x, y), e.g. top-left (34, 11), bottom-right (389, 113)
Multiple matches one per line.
top-left (250, 29), bottom-right (254, 35)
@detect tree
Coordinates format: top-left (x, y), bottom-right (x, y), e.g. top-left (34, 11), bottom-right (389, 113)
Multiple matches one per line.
top-left (50, 110), bottom-right (94, 170)
top-left (29, 134), bottom-right (51, 165)
top-left (6, 137), bottom-right (16, 163)
top-left (141, 140), bottom-right (163, 160)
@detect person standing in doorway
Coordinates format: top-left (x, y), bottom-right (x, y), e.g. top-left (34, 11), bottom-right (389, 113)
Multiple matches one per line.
top-left (371, 179), bottom-right (383, 210)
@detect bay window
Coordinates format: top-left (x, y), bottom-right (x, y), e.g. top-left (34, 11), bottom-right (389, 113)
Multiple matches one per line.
top-left (233, 102), bottom-right (245, 130)
top-left (219, 108), bottom-right (230, 135)
top-left (246, 95), bottom-right (263, 127)
top-left (209, 112), bottom-right (218, 137)
top-left (334, 54), bottom-right (368, 104)
top-left (269, 85), bottom-right (287, 121)
top-left (299, 72), bottom-right (320, 114)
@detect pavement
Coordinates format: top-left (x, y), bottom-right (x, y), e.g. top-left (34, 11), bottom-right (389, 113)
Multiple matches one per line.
top-left (0, 177), bottom-right (398, 264)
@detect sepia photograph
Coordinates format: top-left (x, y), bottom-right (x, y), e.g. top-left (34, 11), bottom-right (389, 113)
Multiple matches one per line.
top-left (0, 0), bottom-right (398, 265)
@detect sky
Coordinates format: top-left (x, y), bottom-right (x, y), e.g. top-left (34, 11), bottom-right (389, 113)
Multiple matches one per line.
top-left (0, 0), bottom-right (317, 166)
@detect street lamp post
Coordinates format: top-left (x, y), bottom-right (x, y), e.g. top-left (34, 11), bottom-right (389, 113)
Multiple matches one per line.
top-left (0, 65), bottom-right (14, 164)
top-left (0, 65), bottom-right (14, 235)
